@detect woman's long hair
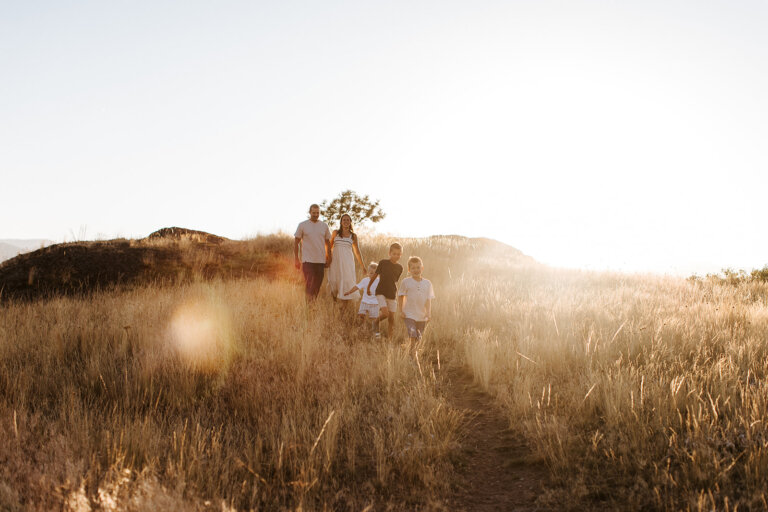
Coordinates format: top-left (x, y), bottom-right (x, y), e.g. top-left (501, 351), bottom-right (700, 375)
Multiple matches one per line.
top-left (337, 213), bottom-right (355, 239)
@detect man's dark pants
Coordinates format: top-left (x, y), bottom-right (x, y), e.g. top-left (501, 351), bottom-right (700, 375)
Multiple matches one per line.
top-left (302, 262), bottom-right (325, 299)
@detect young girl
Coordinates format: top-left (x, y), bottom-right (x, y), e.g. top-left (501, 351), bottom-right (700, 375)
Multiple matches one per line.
top-left (345, 262), bottom-right (380, 333)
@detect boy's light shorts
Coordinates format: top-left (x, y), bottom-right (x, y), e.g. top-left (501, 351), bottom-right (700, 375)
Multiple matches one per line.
top-left (358, 302), bottom-right (380, 319)
top-left (376, 295), bottom-right (397, 312)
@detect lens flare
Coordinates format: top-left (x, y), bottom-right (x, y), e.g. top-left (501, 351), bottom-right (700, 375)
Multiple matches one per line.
top-left (168, 300), bottom-right (234, 372)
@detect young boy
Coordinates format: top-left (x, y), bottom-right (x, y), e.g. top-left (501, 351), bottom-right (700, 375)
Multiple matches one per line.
top-left (397, 256), bottom-right (434, 341)
top-left (367, 242), bottom-right (403, 337)
top-left (345, 262), bottom-right (380, 332)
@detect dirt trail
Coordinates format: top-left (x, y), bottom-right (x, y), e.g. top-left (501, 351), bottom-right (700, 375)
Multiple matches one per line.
top-left (445, 369), bottom-right (551, 511)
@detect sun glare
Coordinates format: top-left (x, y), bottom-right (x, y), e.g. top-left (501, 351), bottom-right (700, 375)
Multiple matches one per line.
top-left (168, 300), bottom-right (234, 371)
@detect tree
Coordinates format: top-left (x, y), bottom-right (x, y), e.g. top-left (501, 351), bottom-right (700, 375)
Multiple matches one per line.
top-left (320, 190), bottom-right (386, 226)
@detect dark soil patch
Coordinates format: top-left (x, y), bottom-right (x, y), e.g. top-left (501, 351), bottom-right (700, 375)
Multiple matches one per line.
top-left (446, 369), bottom-right (551, 511)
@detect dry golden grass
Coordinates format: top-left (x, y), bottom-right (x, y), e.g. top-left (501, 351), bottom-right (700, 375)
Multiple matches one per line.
top-left (441, 265), bottom-right (768, 510)
top-left (0, 269), bottom-right (461, 510)
top-left (2, 233), bottom-right (767, 510)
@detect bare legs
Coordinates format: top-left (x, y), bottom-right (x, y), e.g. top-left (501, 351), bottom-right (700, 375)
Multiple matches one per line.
top-left (377, 308), bottom-right (396, 337)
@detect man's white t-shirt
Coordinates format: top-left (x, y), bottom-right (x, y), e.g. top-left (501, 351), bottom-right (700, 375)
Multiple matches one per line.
top-left (355, 276), bottom-right (380, 305)
top-left (398, 277), bottom-right (435, 321)
top-left (294, 219), bottom-right (331, 264)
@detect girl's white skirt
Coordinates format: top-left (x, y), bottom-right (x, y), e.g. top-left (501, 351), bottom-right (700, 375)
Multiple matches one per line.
top-left (358, 302), bottom-right (380, 318)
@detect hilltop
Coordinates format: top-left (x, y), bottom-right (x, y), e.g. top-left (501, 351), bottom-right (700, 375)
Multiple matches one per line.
top-left (0, 228), bottom-right (532, 302)
top-left (0, 228), bottom-right (294, 302)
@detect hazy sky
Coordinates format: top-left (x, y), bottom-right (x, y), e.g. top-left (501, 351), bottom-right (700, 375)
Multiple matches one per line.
top-left (2, 0), bottom-right (766, 274)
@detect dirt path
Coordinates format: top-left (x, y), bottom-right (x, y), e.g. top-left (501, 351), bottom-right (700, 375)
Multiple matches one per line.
top-left (445, 369), bottom-right (551, 511)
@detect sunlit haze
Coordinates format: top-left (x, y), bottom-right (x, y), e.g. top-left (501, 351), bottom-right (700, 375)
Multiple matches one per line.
top-left (169, 300), bottom-right (233, 371)
top-left (2, 1), bottom-right (766, 275)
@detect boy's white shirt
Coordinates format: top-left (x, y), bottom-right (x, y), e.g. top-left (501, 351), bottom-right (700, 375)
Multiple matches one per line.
top-left (356, 276), bottom-right (380, 305)
top-left (397, 277), bottom-right (435, 321)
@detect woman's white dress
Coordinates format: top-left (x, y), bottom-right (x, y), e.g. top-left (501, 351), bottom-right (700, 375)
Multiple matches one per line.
top-left (328, 234), bottom-right (359, 300)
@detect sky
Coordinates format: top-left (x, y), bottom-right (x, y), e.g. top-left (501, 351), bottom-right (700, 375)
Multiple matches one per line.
top-left (2, 0), bottom-right (767, 275)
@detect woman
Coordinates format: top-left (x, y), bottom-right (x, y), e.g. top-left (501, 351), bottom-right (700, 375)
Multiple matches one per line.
top-left (328, 213), bottom-right (365, 303)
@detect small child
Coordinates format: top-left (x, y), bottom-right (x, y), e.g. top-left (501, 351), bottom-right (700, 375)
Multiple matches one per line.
top-left (397, 256), bottom-right (434, 341)
top-left (345, 262), bottom-right (381, 332)
top-left (367, 242), bottom-right (403, 337)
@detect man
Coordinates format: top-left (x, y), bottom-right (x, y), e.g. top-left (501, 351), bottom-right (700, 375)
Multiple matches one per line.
top-left (294, 204), bottom-right (332, 300)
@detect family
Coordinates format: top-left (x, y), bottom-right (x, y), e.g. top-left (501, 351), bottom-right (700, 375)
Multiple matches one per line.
top-left (294, 204), bottom-right (434, 340)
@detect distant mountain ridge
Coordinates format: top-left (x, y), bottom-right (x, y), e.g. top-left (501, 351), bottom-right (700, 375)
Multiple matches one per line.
top-left (0, 239), bottom-right (52, 263)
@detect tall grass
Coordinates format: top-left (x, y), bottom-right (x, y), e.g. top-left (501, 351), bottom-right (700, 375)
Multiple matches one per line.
top-left (0, 272), bottom-right (462, 510)
top-left (3, 232), bottom-right (766, 510)
top-left (363, 233), bottom-right (768, 509)
top-left (439, 262), bottom-right (768, 510)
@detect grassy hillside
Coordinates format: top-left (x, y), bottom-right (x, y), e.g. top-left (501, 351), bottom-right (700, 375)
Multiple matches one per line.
top-left (0, 232), bottom-right (530, 510)
top-left (0, 229), bottom-right (295, 302)
top-left (2, 232), bottom-right (766, 510)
